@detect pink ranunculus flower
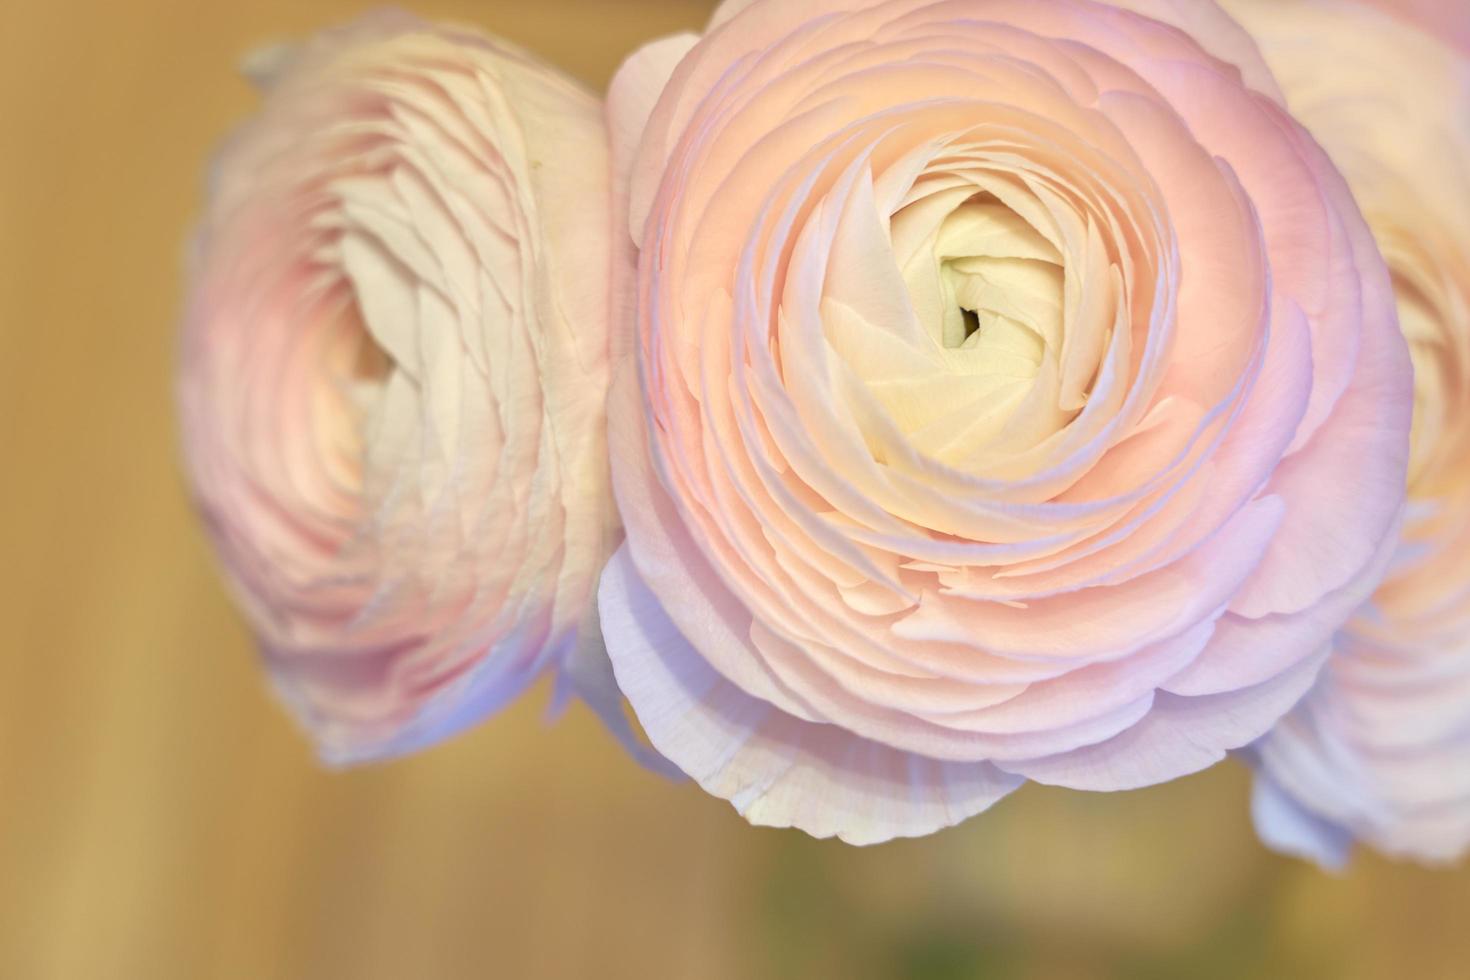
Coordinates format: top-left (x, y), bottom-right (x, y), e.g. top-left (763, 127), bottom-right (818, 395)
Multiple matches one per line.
top-left (1227, 0), bottom-right (1470, 867)
top-left (598, 0), bottom-right (1413, 844)
top-left (180, 11), bottom-right (632, 764)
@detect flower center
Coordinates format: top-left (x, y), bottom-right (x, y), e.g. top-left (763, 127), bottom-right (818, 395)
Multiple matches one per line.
top-left (309, 289), bottom-right (392, 500)
top-left (828, 190), bottom-right (1071, 467)
top-left (959, 305), bottom-right (982, 345)
top-left (930, 199), bottom-right (1060, 364)
top-left (1391, 264), bottom-right (1464, 497)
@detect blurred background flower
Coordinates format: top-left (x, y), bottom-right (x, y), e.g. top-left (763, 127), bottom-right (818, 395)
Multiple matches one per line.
top-left (1228, 0), bottom-right (1470, 869)
top-left (179, 10), bottom-right (622, 766)
top-left (1, 2), bottom-right (1467, 978)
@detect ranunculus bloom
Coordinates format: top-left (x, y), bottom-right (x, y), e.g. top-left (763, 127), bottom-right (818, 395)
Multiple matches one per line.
top-left (179, 12), bottom-right (623, 763)
top-left (1227, 0), bottom-right (1470, 867)
top-left (599, 0), bottom-right (1412, 843)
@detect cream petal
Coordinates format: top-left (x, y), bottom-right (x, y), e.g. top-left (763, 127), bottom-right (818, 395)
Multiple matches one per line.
top-left (998, 644), bottom-right (1333, 790)
top-left (606, 33), bottom-right (700, 248)
top-left (600, 546), bottom-right (1024, 844)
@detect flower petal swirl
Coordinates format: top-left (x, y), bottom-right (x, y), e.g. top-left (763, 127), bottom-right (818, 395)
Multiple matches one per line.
top-left (1229, 0), bottom-right (1470, 867)
top-left (180, 12), bottom-right (617, 763)
top-left (601, 0), bottom-right (1412, 843)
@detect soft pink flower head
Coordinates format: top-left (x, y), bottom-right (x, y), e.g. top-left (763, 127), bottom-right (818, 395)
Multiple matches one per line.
top-left (1228, 0), bottom-right (1470, 867)
top-left (179, 12), bottom-right (620, 763)
top-left (599, 0), bottom-right (1412, 843)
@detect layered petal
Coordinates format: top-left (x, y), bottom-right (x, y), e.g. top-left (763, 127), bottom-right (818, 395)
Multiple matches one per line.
top-left (1232, 0), bottom-right (1470, 869)
top-left (179, 12), bottom-right (619, 762)
top-left (602, 0), bottom-right (1411, 842)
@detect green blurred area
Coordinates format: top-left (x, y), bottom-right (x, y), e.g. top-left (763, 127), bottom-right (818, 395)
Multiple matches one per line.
top-left (1, 1), bottom-right (1465, 977)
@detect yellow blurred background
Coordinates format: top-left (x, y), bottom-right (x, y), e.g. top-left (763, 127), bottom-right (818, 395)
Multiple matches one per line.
top-left (1, 1), bottom-right (1467, 977)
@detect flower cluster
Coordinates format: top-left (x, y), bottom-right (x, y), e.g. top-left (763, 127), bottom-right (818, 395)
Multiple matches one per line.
top-left (180, 1), bottom-right (1470, 865)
